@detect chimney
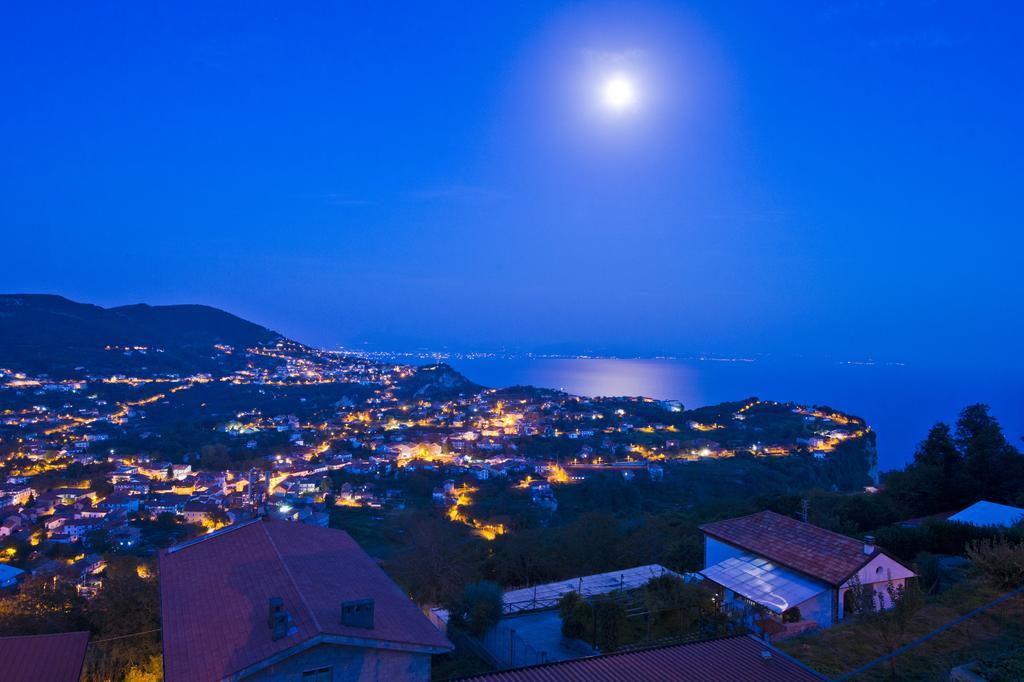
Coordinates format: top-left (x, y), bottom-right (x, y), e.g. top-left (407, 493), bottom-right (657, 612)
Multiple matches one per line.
top-left (268, 597), bottom-right (292, 640)
top-left (341, 599), bottom-right (375, 629)
top-left (863, 535), bottom-right (876, 555)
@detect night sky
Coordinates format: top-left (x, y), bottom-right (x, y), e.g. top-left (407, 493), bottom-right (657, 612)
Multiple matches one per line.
top-left (2, 2), bottom-right (1021, 367)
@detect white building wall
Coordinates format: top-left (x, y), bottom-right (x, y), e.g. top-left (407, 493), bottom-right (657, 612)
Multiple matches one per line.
top-left (791, 589), bottom-right (835, 628)
top-left (838, 553), bottom-right (916, 620)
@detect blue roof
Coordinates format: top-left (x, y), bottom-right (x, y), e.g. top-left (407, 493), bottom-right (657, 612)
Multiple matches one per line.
top-left (948, 501), bottom-right (1024, 528)
top-left (0, 563), bottom-right (25, 583)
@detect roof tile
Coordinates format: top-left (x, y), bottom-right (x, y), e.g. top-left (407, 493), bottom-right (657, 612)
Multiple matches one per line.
top-left (700, 511), bottom-right (873, 585)
top-left (0, 631), bottom-right (90, 682)
top-left (458, 635), bottom-right (823, 681)
top-left (160, 518), bottom-right (451, 681)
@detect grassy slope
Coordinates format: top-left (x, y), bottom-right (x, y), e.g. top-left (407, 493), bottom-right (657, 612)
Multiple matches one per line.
top-left (778, 579), bottom-right (1024, 680)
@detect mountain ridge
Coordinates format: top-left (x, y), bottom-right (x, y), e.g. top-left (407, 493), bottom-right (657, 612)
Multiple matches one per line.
top-left (0, 294), bottom-right (284, 377)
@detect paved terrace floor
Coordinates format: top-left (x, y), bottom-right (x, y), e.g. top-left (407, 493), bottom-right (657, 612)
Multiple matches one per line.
top-left (488, 611), bottom-right (597, 665)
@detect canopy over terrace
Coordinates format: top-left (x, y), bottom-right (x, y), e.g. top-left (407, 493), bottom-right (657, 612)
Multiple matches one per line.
top-left (431, 564), bottom-right (693, 624)
top-left (700, 554), bottom-right (827, 614)
top-left (502, 564), bottom-right (692, 613)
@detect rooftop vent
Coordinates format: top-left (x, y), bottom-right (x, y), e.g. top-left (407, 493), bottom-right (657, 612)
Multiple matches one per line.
top-left (863, 535), bottom-right (876, 555)
top-left (269, 597), bottom-right (292, 641)
top-left (341, 599), bottom-right (375, 629)
top-left (761, 650), bottom-right (773, 660)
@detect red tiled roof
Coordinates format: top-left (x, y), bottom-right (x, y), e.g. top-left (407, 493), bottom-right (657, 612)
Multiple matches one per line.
top-left (458, 635), bottom-right (823, 682)
top-left (0, 631), bottom-right (90, 682)
top-left (700, 511), bottom-right (873, 585)
top-left (160, 518), bottom-right (451, 682)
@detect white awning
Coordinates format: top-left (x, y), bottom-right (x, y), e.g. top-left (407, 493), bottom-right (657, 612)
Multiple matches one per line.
top-left (701, 554), bottom-right (827, 614)
top-left (500, 564), bottom-right (690, 609)
top-left (430, 564), bottom-right (698, 623)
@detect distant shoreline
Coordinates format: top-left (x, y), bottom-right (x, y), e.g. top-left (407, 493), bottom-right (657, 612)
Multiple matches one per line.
top-left (336, 347), bottom-right (906, 367)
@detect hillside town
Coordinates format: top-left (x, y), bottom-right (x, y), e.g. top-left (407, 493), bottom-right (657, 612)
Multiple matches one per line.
top-left (0, 340), bottom-right (873, 562)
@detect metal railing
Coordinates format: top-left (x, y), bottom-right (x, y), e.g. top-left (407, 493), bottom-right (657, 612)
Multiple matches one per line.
top-left (479, 621), bottom-right (550, 669)
top-left (500, 566), bottom-right (690, 616)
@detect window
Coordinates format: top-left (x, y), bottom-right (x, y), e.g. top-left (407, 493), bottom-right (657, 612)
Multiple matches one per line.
top-left (301, 667), bottom-right (332, 682)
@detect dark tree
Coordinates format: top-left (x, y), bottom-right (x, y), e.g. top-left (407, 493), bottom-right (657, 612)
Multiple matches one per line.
top-left (956, 404), bottom-right (1024, 501)
top-left (82, 556), bottom-right (161, 682)
top-left (451, 581), bottom-right (503, 636)
top-left (914, 422), bottom-right (961, 474)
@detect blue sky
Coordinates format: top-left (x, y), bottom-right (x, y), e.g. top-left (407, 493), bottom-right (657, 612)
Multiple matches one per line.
top-left (2, 1), bottom-right (1021, 366)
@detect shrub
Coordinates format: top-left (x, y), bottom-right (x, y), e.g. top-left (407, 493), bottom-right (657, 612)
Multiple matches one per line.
top-left (458, 581), bottom-right (503, 636)
top-left (843, 575), bottom-right (877, 618)
top-left (559, 591), bottom-right (591, 640)
top-left (591, 594), bottom-right (628, 651)
top-left (977, 646), bottom-right (1024, 682)
top-left (965, 537), bottom-right (1024, 589)
top-left (873, 520), bottom-right (1024, 562)
top-left (559, 590), bottom-right (582, 620)
top-left (914, 551), bottom-right (942, 594)
top-left (643, 575), bottom-right (715, 635)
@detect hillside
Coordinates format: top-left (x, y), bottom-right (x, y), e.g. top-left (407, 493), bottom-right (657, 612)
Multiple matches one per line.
top-left (0, 294), bottom-right (283, 377)
top-left (392, 362), bottom-right (483, 400)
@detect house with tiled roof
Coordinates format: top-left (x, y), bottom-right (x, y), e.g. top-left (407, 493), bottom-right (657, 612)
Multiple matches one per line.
top-left (0, 631), bottom-right (90, 682)
top-left (0, 484), bottom-right (33, 508)
top-left (146, 492), bottom-right (190, 516)
top-left (160, 517), bottom-right (451, 681)
top-left (457, 634), bottom-right (824, 682)
top-left (99, 491), bottom-right (140, 513)
top-left (182, 499), bottom-right (221, 525)
top-left (699, 511), bottom-right (915, 632)
top-left (0, 515), bottom-right (23, 538)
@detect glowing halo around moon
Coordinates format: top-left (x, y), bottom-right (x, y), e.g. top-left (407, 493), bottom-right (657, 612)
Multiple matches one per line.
top-left (601, 73), bottom-right (638, 111)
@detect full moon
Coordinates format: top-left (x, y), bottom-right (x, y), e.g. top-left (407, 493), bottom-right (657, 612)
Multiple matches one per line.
top-left (602, 74), bottom-right (637, 111)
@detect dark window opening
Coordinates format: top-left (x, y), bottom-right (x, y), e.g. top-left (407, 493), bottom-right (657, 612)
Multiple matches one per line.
top-left (302, 667), bottom-right (332, 682)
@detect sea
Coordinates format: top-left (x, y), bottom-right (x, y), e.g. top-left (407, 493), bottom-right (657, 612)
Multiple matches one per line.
top-left (444, 357), bottom-right (1024, 472)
